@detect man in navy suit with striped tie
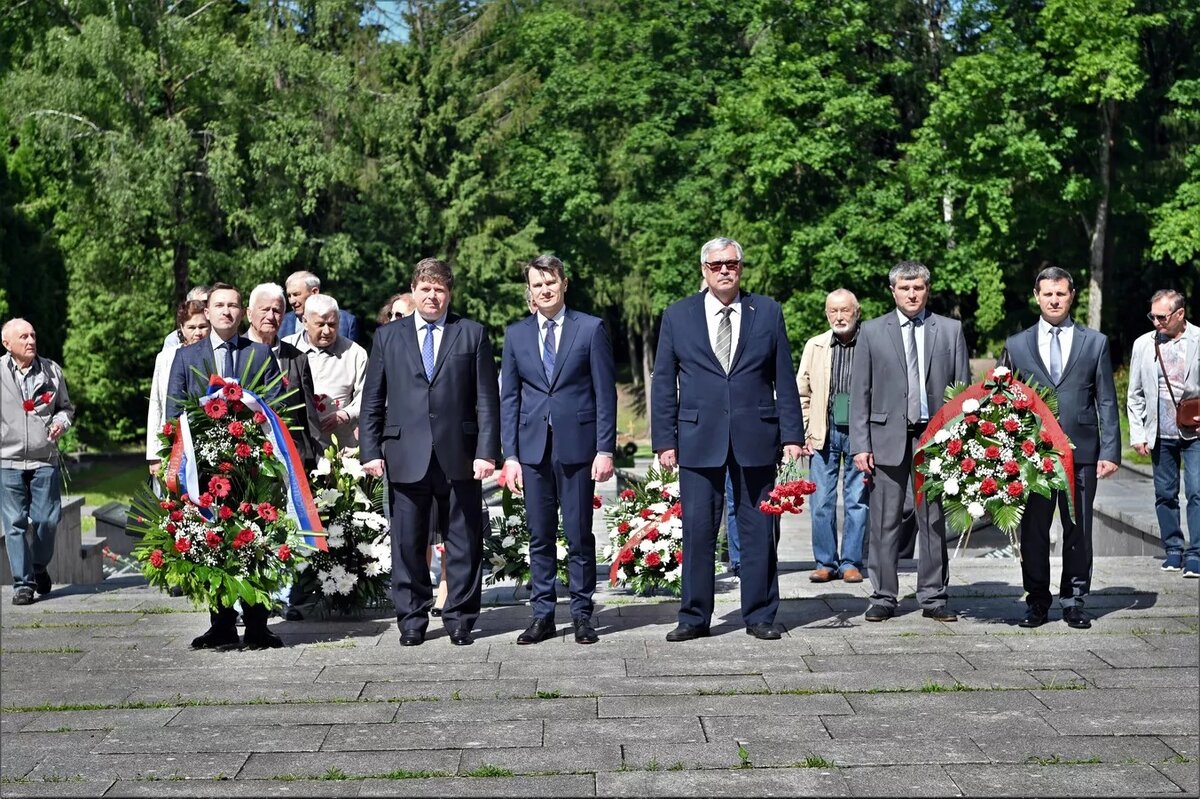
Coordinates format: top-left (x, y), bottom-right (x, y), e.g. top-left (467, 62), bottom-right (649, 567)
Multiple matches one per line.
top-left (651, 237), bottom-right (805, 641)
top-left (500, 255), bottom-right (617, 645)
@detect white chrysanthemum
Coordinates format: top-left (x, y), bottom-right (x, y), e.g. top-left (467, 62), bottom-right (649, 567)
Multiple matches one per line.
top-left (507, 515), bottom-right (522, 526)
top-left (961, 399), bottom-right (980, 414)
top-left (927, 458), bottom-right (943, 476)
top-left (602, 545), bottom-right (614, 560)
top-left (637, 538), bottom-right (657, 553)
top-left (933, 429), bottom-right (951, 444)
top-left (357, 542), bottom-right (374, 556)
top-left (664, 567), bottom-right (681, 583)
top-left (944, 478), bottom-right (960, 496)
top-left (992, 366), bottom-right (1011, 378)
top-left (967, 502), bottom-right (986, 519)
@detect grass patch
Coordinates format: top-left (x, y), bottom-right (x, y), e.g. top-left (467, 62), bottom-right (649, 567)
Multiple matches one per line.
top-left (465, 765), bottom-right (514, 778)
top-left (1165, 754), bottom-right (1197, 764)
top-left (450, 689), bottom-right (462, 701)
top-left (1028, 755), bottom-right (1102, 766)
top-left (668, 761), bottom-right (686, 771)
top-left (0, 646), bottom-right (84, 654)
top-left (310, 640), bottom-right (358, 649)
top-left (796, 755), bottom-right (836, 768)
top-left (7, 620), bottom-right (132, 630)
top-left (534, 690), bottom-right (561, 699)
top-left (1, 775), bottom-right (84, 784)
top-left (696, 687), bottom-right (770, 696)
top-left (920, 681), bottom-right (975, 693)
top-left (736, 743), bottom-right (752, 769)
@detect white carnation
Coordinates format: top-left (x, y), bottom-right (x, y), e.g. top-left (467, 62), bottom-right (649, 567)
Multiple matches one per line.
top-left (933, 429), bottom-right (951, 444)
top-left (992, 366), bottom-right (1011, 378)
top-left (967, 502), bottom-right (986, 519)
top-left (961, 399), bottom-right (980, 414)
top-left (927, 458), bottom-right (943, 476)
top-left (943, 478), bottom-right (960, 496)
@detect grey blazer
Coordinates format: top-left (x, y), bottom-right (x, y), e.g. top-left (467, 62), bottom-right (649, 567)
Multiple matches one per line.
top-left (850, 311), bottom-right (970, 467)
top-left (1127, 322), bottom-right (1200, 446)
top-left (1002, 323), bottom-right (1121, 465)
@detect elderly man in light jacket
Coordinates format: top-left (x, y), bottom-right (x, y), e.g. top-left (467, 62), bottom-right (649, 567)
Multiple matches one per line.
top-left (796, 289), bottom-right (868, 584)
top-left (1128, 289), bottom-right (1200, 576)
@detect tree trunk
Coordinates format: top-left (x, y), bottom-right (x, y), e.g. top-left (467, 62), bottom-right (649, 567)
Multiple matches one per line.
top-left (1088, 100), bottom-right (1116, 331)
top-left (626, 321), bottom-right (640, 388)
top-left (641, 317), bottom-right (654, 440)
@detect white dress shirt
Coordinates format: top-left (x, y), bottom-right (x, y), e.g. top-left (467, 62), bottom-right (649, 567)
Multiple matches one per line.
top-left (1037, 317), bottom-right (1075, 376)
top-left (208, 331), bottom-right (241, 377)
top-left (704, 291), bottom-right (742, 368)
top-left (536, 306), bottom-right (567, 363)
top-left (896, 309), bottom-right (929, 421)
top-left (287, 332), bottom-right (369, 450)
top-left (414, 311), bottom-right (448, 364)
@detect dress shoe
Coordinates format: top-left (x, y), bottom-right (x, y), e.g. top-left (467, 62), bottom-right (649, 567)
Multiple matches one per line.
top-left (922, 606), bottom-right (958, 622)
top-left (665, 623), bottom-right (710, 642)
top-left (841, 567), bottom-right (863, 583)
top-left (191, 625), bottom-right (239, 649)
top-left (809, 568), bottom-right (836, 583)
top-left (1019, 607), bottom-right (1049, 628)
top-left (864, 604), bottom-right (894, 622)
top-left (745, 623), bottom-right (782, 640)
top-left (400, 629), bottom-right (425, 646)
top-left (33, 571), bottom-right (51, 596)
top-left (1063, 607), bottom-right (1092, 629)
top-left (517, 617), bottom-right (556, 645)
top-left (243, 628), bottom-right (284, 649)
top-left (573, 617), bottom-right (599, 645)
top-left (11, 587), bottom-right (35, 606)
top-left (448, 626), bottom-right (474, 646)
top-left (282, 605), bottom-right (303, 622)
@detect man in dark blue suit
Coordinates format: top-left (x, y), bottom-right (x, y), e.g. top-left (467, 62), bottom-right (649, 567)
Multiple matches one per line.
top-left (165, 282), bottom-right (284, 649)
top-left (360, 258), bottom-right (501, 647)
top-left (1002, 266), bottom-right (1120, 630)
top-left (652, 237), bottom-right (805, 641)
top-left (500, 255), bottom-right (617, 645)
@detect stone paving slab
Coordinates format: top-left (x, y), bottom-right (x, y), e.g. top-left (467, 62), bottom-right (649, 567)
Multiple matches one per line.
top-left (28, 752), bottom-right (249, 781)
top-left (840, 764), bottom-right (964, 797)
top-left (236, 749), bottom-right (462, 779)
top-left (598, 693), bottom-right (853, 718)
top-left (0, 780), bottom-right (114, 797)
top-left (973, 734), bottom-right (1180, 764)
top-left (457, 744), bottom-right (621, 774)
top-left (755, 738), bottom-right (990, 767)
top-left (167, 702), bottom-right (399, 727)
top-left (1043, 710), bottom-right (1200, 737)
top-left (391, 696), bottom-right (596, 723)
top-left (844, 690), bottom-right (1049, 714)
top-left (543, 717), bottom-right (705, 746)
top-left (1031, 686), bottom-right (1200, 711)
top-left (314, 662), bottom-right (500, 682)
top-left (823, 709), bottom-right (1061, 740)
top-left (943, 762), bottom-right (1186, 795)
top-left (1078, 666), bottom-right (1199, 688)
top-left (620, 741), bottom-right (745, 770)
top-left (321, 719), bottom-right (540, 751)
top-left (1161, 735), bottom-right (1199, 759)
top-left (534, 674), bottom-right (769, 697)
top-left (101, 780), bottom-right (361, 797)
top-left (356, 774), bottom-right (597, 796)
top-left (1157, 762), bottom-right (1200, 794)
top-left (700, 715), bottom-right (833, 743)
top-left (96, 724), bottom-right (331, 754)
top-left (359, 678), bottom-right (536, 701)
top-left (595, 769), bottom-right (849, 796)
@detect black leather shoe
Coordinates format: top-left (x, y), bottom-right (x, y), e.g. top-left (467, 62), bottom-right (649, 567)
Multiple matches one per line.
top-left (12, 587), bottom-right (34, 606)
top-left (922, 606), bottom-right (958, 622)
top-left (400, 629), bottom-right (425, 646)
top-left (864, 604), bottom-right (894, 622)
top-left (1019, 607), bottom-right (1049, 628)
top-left (191, 625), bottom-right (239, 649)
top-left (517, 617), bottom-right (556, 645)
top-left (448, 626), bottom-right (474, 646)
top-left (573, 617), bottom-right (598, 645)
top-left (665, 623), bottom-right (710, 642)
top-left (1063, 607), bottom-right (1092, 629)
top-left (243, 628), bottom-right (284, 649)
top-left (745, 623), bottom-right (782, 640)
top-left (33, 571), bottom-right (51, 596)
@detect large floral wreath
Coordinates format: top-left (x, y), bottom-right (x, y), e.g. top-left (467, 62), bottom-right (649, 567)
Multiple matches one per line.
top-left (484, 471), bottom-right (570, 589)
top-left (130, 372), bottom-right (326, 609)
top-left (915, 366), bottom-right (1074, 541)
top-left (602, 465), bottom-right (688, 596)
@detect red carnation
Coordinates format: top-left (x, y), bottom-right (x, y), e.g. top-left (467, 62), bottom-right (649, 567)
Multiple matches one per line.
top-left (253, 411), bottom-right (267, 425)
top-left (218, 505), bottom-right (233, 521)
top-left (1021, 440), bottom-right (1037, 456)
top-left (230, 401), bottom-right (245, 414)
top-left (218, 461), bottom-right (234, 473)
top-left (262, 442), bottom-right (274, 457)
top-left (161, 422), bottom-right (175, 437)
top-left (979, 420), bottom-right (997, 435)
top-left (232, 529), bottom-right (255, 549)
top-left (224, 383), bottom-right (244, 401)
top-left (677, 549), bottom-right (684, 564)
top-left (197, 492), bottom-right (214, 508)
top-left (174, 537), bottom-right (191, 553)
top-left (281, 375), bottom-right (290, 389)
top-left (208, 476), bottom-right (232, 499)
top-left (1003, 460), bottom-right (1020, 477)
top-left (984, 445), bottom-right (1000, 460)
top-left (1006, 481), bottom-right (1024, 498)
top-left (1041, 457), bottom-right (1055, 473)
top-left (1014, 396), bottom-right (1033, 410)
top-left (205, 531), bottom-right (222, 548)
top-left (316, 401), bottom-right (327, 413)
top-left (991, 393), bottom-right (1008, 405)
top-left (639, 508), bottom-right (654, 519)
top-left (980, 477), bottom-right (999, 496)
top-left (620, 489), bottom-right (636, 501)
top-left (964, 414), bottom-right (979, 425)
top-left (277, 544), bottom-right (291, 561)
top-left (593, 495), bottom-right (603, 509)
top-left (961, 458), bottom-right (976, 474)
top-left (1039, 429), bottom-right (1053, 444)
top-left (159, 499), bottom-right (176, 510)
top-left (619, 549), bottom-right (635, 564)
top-left (661, 490), bottom-right (671, 500)
top-left (646, 529), bottom-right (659, 542)
top-left (227, 421), bottom-right (245, 438)
top-left (22, 399), bottom-right (35, 412)
top-left (617, 521), bottom-right (630, 533)
top-left (204, 399), bottom-right (227, 419)
top-left (670, 502), bottom-right (682, 516)
top-left (169, 510), bottom-right (184, 522)
top-left (239, 502), bottom-right (253, 513)
top-left (149, 549), bottom-right (165, 568)
top-left (645, 551), bottom-right (662, 568)
top-left (39, 391), bottom-right (52, 404)
top-left (947, 439), bottom-right (963, 456)
top-left (235, 443), bottom-right (253, 458)
top-left (256, 502), bottom-right (278, 522)
top-left (165, 522), bottom-right (176, 534)
top-left (1003, 419), bottom-right (1020, 433)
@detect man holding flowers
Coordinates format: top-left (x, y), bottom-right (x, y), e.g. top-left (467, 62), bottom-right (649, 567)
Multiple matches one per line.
top-left (850, 261), bottom-right (970, 623)
top-left (1001, 266), bottom-right (1120, 629)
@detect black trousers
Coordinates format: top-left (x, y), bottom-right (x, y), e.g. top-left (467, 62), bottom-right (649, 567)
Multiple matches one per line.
top-left (1020, 462), bottom-right (1097, 610)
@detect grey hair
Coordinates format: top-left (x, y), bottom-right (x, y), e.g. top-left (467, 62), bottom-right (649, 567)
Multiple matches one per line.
top-left (1033, 265), bottom-right (1074, 292)
top-left (1150, 289), bottom-right (1185, 313)
top-left (888, 261), bottom-right (931, 289)
top-left (186, 284), bottom-right (211, 302)
top-left (286, 270), bottom-right (321, 291)
top-left (826, 288), bottom-right (860, 310)
top-left (304, 294), bottom-right (339, 318)
top-left (1, 317), bottom-right (32, 341)
top-left (700, 237), bottom-right (743, 265)
top-left (248, 282), bottom-right (286, 310)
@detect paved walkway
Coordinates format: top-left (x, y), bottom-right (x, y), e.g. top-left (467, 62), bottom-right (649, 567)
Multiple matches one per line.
top-left (2, 548), bottom-right (1197, 796)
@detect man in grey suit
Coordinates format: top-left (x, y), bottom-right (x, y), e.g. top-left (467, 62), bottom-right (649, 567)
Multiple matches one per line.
top-left (1002, 266), bottom-right (1120, 629)
top-left (850, 261), bottom-right (970, 622)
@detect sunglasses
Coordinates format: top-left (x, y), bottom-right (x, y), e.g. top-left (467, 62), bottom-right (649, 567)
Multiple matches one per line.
top-left (1147, 310), bottom-right (1181, 323)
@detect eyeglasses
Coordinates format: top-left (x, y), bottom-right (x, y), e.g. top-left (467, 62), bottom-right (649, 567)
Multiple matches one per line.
top-left (703, 260), bottom-right (742, 273)
top-left (1147, 309), bottom-right (1181, 323)
top-left (389, 312), bottom-right (406, 320)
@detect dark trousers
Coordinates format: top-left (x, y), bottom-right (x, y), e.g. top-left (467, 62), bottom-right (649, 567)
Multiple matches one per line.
top-left (1020, 462), bottom-right (1097, 610)
top-left (678, 454), bottom-right (777, 627)
top-left (389, 452), bottom-right (484, 634)
top-left (522, 432), bottom-right (597, 621)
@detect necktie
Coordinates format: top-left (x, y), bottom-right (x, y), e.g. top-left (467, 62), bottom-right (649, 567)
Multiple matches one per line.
top-left (1049, 326), bottom-right (1063, 384)
top-left (716, 307), bottom-right (733, 372)
top-left (422, 322), bottom-right (436, 381)
top-left (905, 318), bottom-right (922, 424)
top-left (543, 319), bottom-right (557, 381)
top-left (221, 340), bottom-right (236, 380)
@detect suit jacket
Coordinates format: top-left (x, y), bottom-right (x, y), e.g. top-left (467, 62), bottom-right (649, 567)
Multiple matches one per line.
top-left (165, 335), bottom-right (282, 419)
top-left (1003, 323), bottom-right (1121, 465)
top-left (850, 311), bottom-right (970, 467)
top-left (359, 313), bottom-right (501, 483)
top-left (796, 330), bottom-right (835, 451)
top-left (276, 339), bottom-right (323, 466)
top-left (500, 309), bottom-right (617, 466)
top-left (651, 291), bottom-right (803, 469)
top-left (1127, 321), bottom-right (1200, 446)
top-left (280, 309), bottom-right (360, 345)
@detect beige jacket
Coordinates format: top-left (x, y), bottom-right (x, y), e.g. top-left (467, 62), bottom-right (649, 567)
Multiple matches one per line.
top-left (796, 330), bottom-right (834, 451)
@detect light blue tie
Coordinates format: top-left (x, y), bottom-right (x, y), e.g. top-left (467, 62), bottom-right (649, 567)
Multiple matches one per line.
top-left (422, 322), bottom-right (436, 381)
top-left (1049, 326), bottom-right (1062, 384)
top-left (543, 319), bottom-right (557, 382)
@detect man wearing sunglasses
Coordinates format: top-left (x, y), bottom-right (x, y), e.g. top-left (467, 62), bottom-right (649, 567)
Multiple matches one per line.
top-left (652, 237), bottom-right (804, 642)
top-left (1128, 290), bottom-right (1200, 577)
